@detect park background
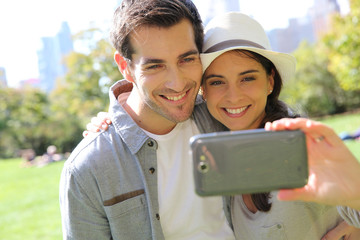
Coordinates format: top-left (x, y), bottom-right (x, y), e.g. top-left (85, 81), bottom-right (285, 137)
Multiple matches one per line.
top-left (0, 0), bottom-right (360, 239)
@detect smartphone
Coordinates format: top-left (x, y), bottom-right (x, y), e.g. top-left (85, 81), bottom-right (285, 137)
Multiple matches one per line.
top-left (190, 129), bottom-right (308, 196)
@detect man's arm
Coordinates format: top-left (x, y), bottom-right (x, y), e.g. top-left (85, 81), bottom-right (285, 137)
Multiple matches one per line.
top-left (60, 162), bottom-right (110, 240)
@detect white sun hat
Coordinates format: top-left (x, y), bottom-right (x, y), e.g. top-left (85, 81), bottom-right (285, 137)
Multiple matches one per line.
top-left (201, 12), bottom-right (296, 82)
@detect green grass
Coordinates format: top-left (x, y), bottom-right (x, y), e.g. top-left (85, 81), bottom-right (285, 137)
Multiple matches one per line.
top-left (318, 111), bottom-right (360, 160)
top-left (0, 159), bottom-right (64, 240)
top-left (0, 111), bottom-right (359, 239)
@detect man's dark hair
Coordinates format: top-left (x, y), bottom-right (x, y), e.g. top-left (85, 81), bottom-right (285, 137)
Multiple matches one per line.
top-left (110, 0), bottom-right (203, 61)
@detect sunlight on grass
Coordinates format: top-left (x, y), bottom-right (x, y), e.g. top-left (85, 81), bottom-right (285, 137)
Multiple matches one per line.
top-left (319, 111), bottom-right (360, 161)
top-left (0, 159), bottom-right (64, 240)
top-left (0, 111), bottom-right (359, 239)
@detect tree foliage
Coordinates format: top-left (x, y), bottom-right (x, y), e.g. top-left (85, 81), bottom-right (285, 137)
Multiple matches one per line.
top-left (53, 28), bottom-right (122, 126)
top-left (281, 42), bottom-right (347, 117)
top-left (0, 87), bottom-right (50, 157)
top-left (282, 1), bottom-right (360, 116)
top-left (0, 28), bottom-right (122, 159)
top-left (323, 0), bottom-right (360, 91)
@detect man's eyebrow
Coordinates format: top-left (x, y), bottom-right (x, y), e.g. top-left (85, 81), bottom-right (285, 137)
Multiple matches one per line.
top-left (140, 50), bottom-right (199, 65)
top-left (178, 50), bottom-right (199, 59)
top-left (141, 58), bottom-right (164, 65)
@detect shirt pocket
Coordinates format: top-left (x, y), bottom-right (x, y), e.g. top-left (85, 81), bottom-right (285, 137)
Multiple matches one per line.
top-left (260, 222), bottom-right (287, 240)
top-left (104, 192), bottom-right (152, 240)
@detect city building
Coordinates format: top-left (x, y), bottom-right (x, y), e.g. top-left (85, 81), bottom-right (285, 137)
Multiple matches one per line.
top-left (202, 0), bottom-right (240, 24)
top-left (37, 22), bottom-right (73, 92)
top-left (192, 0), bottom-right (343, 53)
top-left (0, 67), bottom-right (7, 87)
top-left (268, 0), bottom-right (341, 53)
top-left (308, 0), bottom-right (340, 39)
top-left (268, 17), bottom-right (316, 53)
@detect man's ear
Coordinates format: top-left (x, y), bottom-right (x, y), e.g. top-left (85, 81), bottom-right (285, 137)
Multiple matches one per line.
top-left (114, 51), bottom-right (135, 83)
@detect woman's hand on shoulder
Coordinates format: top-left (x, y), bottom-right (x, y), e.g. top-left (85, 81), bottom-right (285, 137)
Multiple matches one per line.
top-left (83, 112), bottom-right (112, 137)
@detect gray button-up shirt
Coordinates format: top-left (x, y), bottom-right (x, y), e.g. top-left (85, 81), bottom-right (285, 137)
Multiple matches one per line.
top-left (59, 80), bottom-right (232, 240)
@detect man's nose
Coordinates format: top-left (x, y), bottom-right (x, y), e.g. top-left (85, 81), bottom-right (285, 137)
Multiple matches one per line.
top-left (164, 67), bottom-right (186, 92)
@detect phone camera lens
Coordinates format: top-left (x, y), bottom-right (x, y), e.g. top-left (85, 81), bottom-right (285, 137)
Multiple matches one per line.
top-left (198, 162), bottom-right (209, 173)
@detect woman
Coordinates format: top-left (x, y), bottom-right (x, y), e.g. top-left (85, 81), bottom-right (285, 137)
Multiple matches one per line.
top-left (198, 12), bottom-right (360, 239)
top-left (86, 12), bottom-right (360, 239)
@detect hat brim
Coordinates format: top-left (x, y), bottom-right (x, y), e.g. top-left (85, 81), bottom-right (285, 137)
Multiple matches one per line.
top-left (200, 46), bottom-right (296, 82)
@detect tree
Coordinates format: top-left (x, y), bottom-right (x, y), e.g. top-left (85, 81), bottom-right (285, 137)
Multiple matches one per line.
top-left (0, 87), bottom-right (51, 158)
top-left (52, 28), bottom-right (122, 126)
top-left (0, 28), bottom-right (123, 159)
top-left (281, 42), bottom-right (347, 117)
top-left (324, 0), bottom-right (360, 91)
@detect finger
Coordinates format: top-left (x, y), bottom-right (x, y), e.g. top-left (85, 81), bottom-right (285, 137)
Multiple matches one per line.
top-left (269, 118), bottom-right (342, 146)
top-left (97, 112), bottom-right (112, 124)
top-left (90, 117), bottom-right (109, 131)
top-left (265, 118), bottom-right (292, 131)
top-left (82, 130), bottom-right (89, 138)
top-left (266, 118), bottom-right (326, 145)
top-left (91, 116), bottom-right (104, 128)
top-left (277, 188), bottom-right (308, 202)
top-left (86, 122), bottom-right (101, 133)
top-left (321, 221), bottom-right (351, 240)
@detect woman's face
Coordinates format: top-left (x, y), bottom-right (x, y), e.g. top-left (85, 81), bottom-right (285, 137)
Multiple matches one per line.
top-left (202, 50), bottom-right (274, 131)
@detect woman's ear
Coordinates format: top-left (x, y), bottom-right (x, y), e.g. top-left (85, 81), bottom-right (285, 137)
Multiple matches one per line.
top-left (114, 51), bottom-right (135, 83)
top-left (200, 86), bottom-right (206, 100)
top-left (268, 69), bottom-right (275, 95)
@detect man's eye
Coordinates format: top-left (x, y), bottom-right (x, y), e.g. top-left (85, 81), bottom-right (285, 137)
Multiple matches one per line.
top-left (180, 57), bottom-right (197, 64)
top-left (146, 64), bottom-right (161, 70)
top-left (183, 57), bottom-right (194, 63)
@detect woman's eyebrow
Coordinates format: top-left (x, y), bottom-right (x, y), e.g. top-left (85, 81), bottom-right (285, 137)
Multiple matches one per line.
top-left (203, 74), bottom-right (223, 81)
top-left (238, 69), bottom-right (259, 75)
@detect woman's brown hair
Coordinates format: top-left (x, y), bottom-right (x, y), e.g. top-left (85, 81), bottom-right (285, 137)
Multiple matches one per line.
top-left (238, 49), bottom-right (299, 212)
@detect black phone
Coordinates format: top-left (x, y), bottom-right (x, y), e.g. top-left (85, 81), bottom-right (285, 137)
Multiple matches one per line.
top-left (190, 129), bottom-right (308, 196)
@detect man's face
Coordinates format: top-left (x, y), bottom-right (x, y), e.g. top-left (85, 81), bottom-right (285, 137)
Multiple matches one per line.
top-left (126, 19), bottom-right (202, 130)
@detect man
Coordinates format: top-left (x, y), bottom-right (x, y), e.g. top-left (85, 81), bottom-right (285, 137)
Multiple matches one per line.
top-left (59, 0), bottom-right (234, 239)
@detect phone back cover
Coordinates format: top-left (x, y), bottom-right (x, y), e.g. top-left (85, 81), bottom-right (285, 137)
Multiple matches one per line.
top-left (190, 129), bottom-right (308, 196)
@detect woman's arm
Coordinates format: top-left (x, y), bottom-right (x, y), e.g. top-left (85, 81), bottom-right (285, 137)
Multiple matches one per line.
top-left (265, 118), bottom-right (360, 210)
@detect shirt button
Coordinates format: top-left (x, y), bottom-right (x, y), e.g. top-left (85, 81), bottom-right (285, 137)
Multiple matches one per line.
top-left (156, 213), bottom-right (160, 220)
top-left (147, 140), bottom-right (154, 147)
top-left (149, 167), bottom-right (155, 174)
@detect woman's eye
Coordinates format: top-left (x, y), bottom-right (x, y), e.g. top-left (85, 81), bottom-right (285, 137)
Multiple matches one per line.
top-left (209, 80), bottom-right (223, 86)
top-left (242, 77), bottom-right (255, 82)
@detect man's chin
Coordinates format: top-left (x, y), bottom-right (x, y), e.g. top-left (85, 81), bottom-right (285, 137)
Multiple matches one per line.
top-left (165, 109), bottom-right (193, 123)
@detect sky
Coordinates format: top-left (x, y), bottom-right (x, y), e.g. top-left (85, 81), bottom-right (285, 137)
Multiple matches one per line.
top-left (0, 0), bottom-right (350, 87)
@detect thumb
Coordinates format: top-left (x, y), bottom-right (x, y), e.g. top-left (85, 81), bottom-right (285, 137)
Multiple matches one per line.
top-left (321, 221), bottom-right (349, 240)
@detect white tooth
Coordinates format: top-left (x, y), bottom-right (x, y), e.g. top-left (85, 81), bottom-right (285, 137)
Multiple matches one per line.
top-left (226, 107), bottom-right (247, 114)
top-left (166, 93), bottom-right (186, 101)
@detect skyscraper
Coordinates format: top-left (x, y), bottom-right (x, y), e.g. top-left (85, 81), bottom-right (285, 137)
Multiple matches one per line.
top-left (0, 67), bottom-right (7, 87)
top-left (195, 0), bottom-right (240, 25)
top-left (37, 22), bottom-right (73, 92)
